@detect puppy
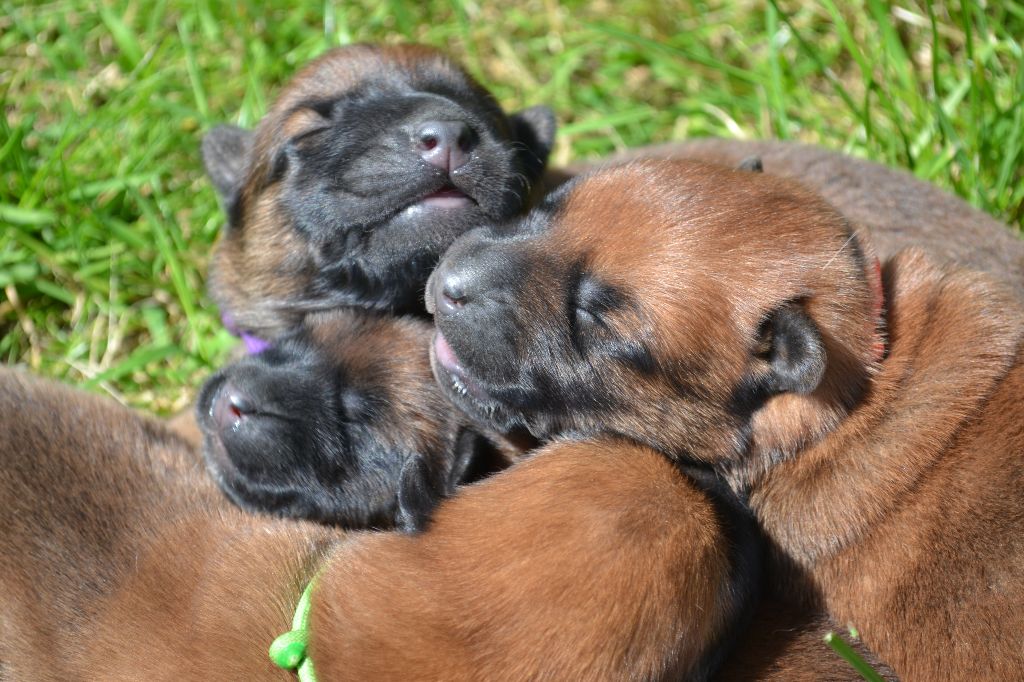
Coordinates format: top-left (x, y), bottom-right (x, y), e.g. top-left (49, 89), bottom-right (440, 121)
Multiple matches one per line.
top-left (196, 308), bottom-right (513, 530)
top-left (543, 139), bottom-right (1024, 677)
top-left (308, 436), bottom-right (750, 681)
top-left (0, 368), bottom-right (331, 680)
top-left (202, 43), bottom-right (555, 341)
top-left (0, 369), bottom-right (737, 680)
top-left (424, 159), bottom-right (1024, 679)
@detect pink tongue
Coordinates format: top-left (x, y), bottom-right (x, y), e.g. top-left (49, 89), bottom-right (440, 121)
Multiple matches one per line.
top-left (422, 187), bottom-right (470, 208)
top-left (434, 332), bottom-right (461, 372)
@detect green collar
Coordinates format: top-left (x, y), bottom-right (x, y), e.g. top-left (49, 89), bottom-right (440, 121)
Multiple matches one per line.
top-left (269, 577), bottom-right (318, 681)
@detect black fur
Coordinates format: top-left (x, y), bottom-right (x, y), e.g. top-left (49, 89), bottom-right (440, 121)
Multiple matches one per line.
top-left (758, 302), bottom-right (826, 395)
top-left (202, 52), bottom-right (556, 317)
top-left (395, 430), bottom-right (480, 533)
top-left (196, 310), bottom-right (508, 529)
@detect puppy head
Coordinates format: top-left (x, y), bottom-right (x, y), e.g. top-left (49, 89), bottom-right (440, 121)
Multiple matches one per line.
top-left (428, 159), bottom-right (881, 465)
top-left (202, 44), bottom-right (556, 336)
top-left (196, 309), bottom-right (505, 531)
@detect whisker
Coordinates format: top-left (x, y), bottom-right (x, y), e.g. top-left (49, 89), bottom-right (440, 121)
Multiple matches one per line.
top-left (822, 233), bottom-right (857, 270)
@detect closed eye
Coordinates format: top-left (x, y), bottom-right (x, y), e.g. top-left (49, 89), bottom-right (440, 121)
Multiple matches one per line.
top-left (573, 304), bottom-right (610, 333)
top-left (569, 270), bottom-right (627, 350)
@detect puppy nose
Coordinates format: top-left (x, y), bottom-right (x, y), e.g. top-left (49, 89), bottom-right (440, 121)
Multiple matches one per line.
top-left (434, 269), bottom-right (469, 316)
top-left (415, 120), bottom-right (475, 172)
top-left (212, 381), bottom-right (256, 430)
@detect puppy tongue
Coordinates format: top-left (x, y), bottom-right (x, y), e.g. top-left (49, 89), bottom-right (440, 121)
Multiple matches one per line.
top-left (422, 186), bottom-right (471, 208)
top-left (434, 331), bottom-right (462, 373)
top-left (435, 332), bottom-right (492, 402)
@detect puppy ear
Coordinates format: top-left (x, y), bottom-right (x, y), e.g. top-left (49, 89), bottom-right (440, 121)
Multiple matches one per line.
top-left (510, 105), bottom-right (557, 176)
top-left (446, 430), bottom-right (483, 492)
top-left (202, 124), bottom-right (253, 205)
top-left (737, 156), bottom-right (763, 173)
top-left (758, 302), bottom-right (826, 394)
top-left (396, 454), bottom-right (446, 533)
top-left (396, 434), bottom-right (480, 533)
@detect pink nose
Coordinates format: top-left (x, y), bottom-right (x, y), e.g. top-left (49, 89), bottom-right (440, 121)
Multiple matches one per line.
top-left (415, 120), bottom-right (475, 173)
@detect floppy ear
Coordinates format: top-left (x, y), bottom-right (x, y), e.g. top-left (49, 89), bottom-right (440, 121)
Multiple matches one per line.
top-left (396, 433), bottom-right (479, 533)
top-left (202, 124), bottom-right (253, 208)
top-left (509, 105), bottom-right (557, 178)
top-left (396, 454), bottom-right (444, 533)
top-left (757, 302), bottom-right (826, 394)
top-left (737, 156), bottom-right (763, 173)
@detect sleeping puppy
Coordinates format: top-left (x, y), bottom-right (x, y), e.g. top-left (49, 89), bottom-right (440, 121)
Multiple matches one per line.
top-left (202, 43), bottom-right (555, 342)
top-left (0, 351), bottom-right (508, 678)
top-left (425, 159), bottom-right (1024, 679)
top-left (297, 159), bottom-right (1021, 680)
top-left (0, 368), bottom-right (735, 680)
top-left (541, 139), bottom-right (1024, 677)
top-left (0, 368), bottom-right (332, 680)
top-left (196, 308), bottom-right (514, 530)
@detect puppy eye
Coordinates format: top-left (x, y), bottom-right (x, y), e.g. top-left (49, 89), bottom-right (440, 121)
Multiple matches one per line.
top-left (574, 305), bottom-right (600, 325)
top-left (576, 276), bottom-right (624, 320)
top-left (570, 274), bottom-right (625, 341)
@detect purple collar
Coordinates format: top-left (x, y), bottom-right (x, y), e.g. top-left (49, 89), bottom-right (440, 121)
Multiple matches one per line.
top-left (221, 310), bottom-right (272, 355)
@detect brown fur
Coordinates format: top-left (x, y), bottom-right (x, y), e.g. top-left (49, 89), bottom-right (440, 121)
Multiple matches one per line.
top-left (544, 138), bottom-right (1024, 677)
top-left (310, 437), bottom-right (733, 681)
top-left (751, 249), bottom-right (1024, 679)
top-left (0, 370), bottom-right (738, 680)
top-left (548, 138), bottom-right (1024, 292)
top-left (419, 158), bottom-right (1024, 679)
top-left (714, 598), bottom-right (898, 681)
top-left (0, 369), bottom-right (332, 680)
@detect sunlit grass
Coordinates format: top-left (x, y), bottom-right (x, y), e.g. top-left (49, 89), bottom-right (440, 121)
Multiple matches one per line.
top-left (2, 0), bottom-right (1021, 412)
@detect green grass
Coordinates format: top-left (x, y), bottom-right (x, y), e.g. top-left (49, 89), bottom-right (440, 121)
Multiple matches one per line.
top-left (2, 0), bottom-right (1022, 414)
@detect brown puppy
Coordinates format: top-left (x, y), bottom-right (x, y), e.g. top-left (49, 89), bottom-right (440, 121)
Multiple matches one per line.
top-left (544, 139), bottom-right (1024, 677)
top-left (0, 369), bottom-right (742, 680)
top-left (202, 44), bottom-right (555, 340)
top-left (424, 159), bottom-right (1024, 679)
